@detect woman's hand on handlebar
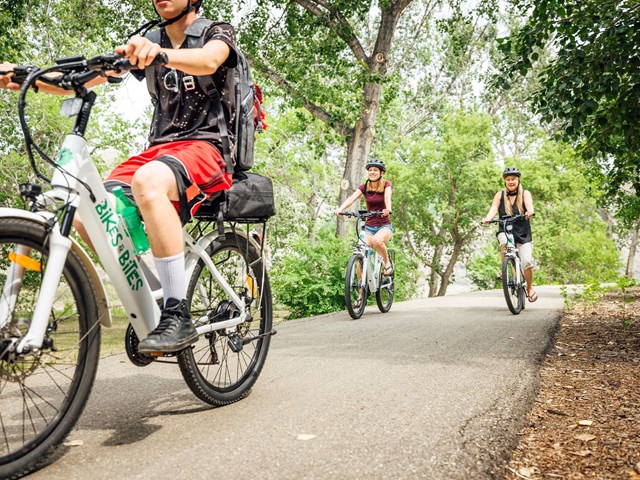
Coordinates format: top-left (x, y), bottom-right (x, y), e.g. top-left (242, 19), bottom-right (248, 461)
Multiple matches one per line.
top-left (0, 62), bottom-right (20, 91)
top-left (382, 209), bottom-right (391, 217)
top-left (115, 35), bottom-right (163, 70)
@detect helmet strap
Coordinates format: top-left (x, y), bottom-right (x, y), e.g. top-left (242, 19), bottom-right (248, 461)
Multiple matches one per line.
top-left (129, 0), bottom-right (197, 38)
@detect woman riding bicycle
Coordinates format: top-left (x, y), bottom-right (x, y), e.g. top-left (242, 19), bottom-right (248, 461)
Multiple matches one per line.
top-left (482, 167), bottom-right (538, 302)
top-left (335, 158), bottom-right (394, 278)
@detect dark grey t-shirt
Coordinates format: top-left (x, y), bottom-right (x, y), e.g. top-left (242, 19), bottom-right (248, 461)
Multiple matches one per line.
top-left (133, 21), bottom-right (238, 150)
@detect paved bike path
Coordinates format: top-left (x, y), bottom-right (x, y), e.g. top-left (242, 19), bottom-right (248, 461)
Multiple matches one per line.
top-left (28, 286), bottom-right (564, 480)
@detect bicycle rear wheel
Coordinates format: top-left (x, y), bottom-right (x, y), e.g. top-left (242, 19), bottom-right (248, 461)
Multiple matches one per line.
top-left (376, 259), bottom-right (394, 313)
top-left (345, 254), bottom-right (366, 319)
top-left (178, 233), bottom-right (273, 406)
top-left (0, 218), bottom-right (100, 479)
top-left (502, 255), bottom-right (523, 314)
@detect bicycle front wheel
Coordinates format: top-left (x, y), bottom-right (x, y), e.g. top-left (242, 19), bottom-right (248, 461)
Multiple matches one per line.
top-left (345, 254), bottom-right (366, 319)
top-left (502, 255), bottom-right (523, 315)
top-left (0, 218), bottom-right (101, 479)
top-left (376, 259), bottom-right (394, 313)
top-left (178, 233), bottom-right (273, 406)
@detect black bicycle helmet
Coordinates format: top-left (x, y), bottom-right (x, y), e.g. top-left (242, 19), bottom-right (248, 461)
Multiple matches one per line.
top-left (502, 167), bottom-right (521, 178)
top-left (365, 159), bottom-right (386, 173)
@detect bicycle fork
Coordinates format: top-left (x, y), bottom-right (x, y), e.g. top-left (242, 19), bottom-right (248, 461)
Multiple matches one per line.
top-left (0, 219), bottom-right (73, 354)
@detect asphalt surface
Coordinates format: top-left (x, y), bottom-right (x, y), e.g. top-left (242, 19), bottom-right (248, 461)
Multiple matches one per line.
top-left (27, 286), bottom-right (564, 480)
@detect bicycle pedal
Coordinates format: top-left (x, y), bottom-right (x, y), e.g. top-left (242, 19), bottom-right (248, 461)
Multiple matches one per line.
top-left (227, 334), bottom-right (243, 353)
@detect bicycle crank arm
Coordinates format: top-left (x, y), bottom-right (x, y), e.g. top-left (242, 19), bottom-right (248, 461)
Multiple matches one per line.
top-left (241, 329), bottom-right (277, 346)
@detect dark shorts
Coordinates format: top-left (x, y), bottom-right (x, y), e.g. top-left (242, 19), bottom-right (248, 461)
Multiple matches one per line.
top-left (104, 140), bottom-right (232, 225)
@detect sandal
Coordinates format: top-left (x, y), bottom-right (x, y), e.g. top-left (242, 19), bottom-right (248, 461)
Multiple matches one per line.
top-left (384, 265), bottom-right (394, 276)
top-left (353, 297), bottom-right (363, 308)
top-left (496, 272), bottom-right (502, 280)
top-left (527, 291), bottom-right (538, 303)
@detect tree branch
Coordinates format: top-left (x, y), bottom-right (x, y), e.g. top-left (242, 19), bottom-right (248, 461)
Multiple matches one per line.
top-left (257, 59), bottom-right (354, 138)
top-left (292, 0), bottom-right (368, 62)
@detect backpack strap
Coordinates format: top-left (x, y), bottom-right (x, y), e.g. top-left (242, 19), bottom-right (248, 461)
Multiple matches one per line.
top-left (143, 28), bottom-right (162, 106)
top-left (185, 18), bottom-right (234, 174)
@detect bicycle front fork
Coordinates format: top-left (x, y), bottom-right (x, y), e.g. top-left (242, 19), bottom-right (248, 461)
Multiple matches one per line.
top-left (0, 222), bottom-right (72, 354)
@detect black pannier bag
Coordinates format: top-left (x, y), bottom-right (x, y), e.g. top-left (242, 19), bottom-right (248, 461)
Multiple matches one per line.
top-left (193, 173), bottom-right (275, 229)
top-left (223, 172), bottom-right (275, 223)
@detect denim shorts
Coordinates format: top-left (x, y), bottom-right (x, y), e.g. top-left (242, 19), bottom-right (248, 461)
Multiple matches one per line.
top-left (364, 224), bottom-right (393, 236)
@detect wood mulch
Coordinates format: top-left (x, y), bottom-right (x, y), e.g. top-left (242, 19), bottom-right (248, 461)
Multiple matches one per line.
top-left (504, 286), bottom-right (640, 480)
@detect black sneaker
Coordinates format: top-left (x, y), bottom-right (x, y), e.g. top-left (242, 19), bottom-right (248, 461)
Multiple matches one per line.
top-left (138, 298), bottom-right (198, 353)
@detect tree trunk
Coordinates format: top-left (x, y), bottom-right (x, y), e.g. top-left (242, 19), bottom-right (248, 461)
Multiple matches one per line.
top-left (626, 223), bottom-right (639, 279)
top-left (428, 244), bottom-right (443, 297)
top-left (437, 240), bottom-right (463, 296)
top-left (336, 84), bottom-right (380, 237)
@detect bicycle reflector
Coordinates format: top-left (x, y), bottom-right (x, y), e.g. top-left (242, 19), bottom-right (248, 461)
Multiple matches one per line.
top-left (8, 252), bottom-right (42, 272)
top-left (246, 275), bottom-right (257, 298)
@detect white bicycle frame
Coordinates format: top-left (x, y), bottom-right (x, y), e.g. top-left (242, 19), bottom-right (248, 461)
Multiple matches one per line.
top-left (356, 229), bottom-right (382, 293)
top-left (0, 133), bottom-right (250, 354)
top-left (504, 228), bottom-right (525, 289)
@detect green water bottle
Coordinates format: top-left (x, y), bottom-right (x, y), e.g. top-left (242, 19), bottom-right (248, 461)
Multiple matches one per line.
top-left (112, 186), bottom-right (149, 254)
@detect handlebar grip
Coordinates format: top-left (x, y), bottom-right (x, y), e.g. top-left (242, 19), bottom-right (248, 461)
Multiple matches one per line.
top-left (114, 51), bottom-right (168, 71)
top-left (0, 66), bottom-right (36, 85)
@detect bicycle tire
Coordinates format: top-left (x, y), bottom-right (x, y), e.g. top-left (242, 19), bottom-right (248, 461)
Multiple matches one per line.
top-left (345, 254), bottom-right (366, 319)
top-left (502, 255), bottom-right (523, 315)
top-left (0, 218), bottom-right (100, 479)
top-left (519, 269), bottom-right (527, 310)
top-left (178, 233), bottom-right (272, 406)
top-left (376, 259), bottom-right (394, 313)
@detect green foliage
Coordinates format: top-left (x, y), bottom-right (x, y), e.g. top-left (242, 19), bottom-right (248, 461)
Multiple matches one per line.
top-left (615, 275), bottom-right (637, 324)
top-left (253, 106), bottom-right (341, 249)
top-left (497, 0), bottom-right (640, 221)
top-left (536, 225), bottom-right (620, 285)
top-left (270, 226), bottom-right (351, 319)
top-left (576, 278), bottom-right (607, 307)
top-left (467, 242), bottom-right (501, 291)
top-left (239, 0), bottom-right (385, 135)
top-left (392, 109), bottom-right (500, 295)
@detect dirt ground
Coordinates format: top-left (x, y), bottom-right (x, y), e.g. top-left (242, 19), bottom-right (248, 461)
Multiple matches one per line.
top-left (504, 286), bottom-right (640, 479)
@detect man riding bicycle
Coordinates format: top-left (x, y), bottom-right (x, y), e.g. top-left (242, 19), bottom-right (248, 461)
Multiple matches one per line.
top-left (482, 167), bottom-right (538, 303)
top-left (0, 0), bottom-right (238, 352)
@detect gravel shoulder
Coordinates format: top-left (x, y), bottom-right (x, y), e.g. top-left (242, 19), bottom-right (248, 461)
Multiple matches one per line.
top-left (505, 286), bottom-right (640, 480)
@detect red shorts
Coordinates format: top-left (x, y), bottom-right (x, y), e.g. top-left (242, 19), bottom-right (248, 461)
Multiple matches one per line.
top-left (104, 140), bottom-right (232, 224)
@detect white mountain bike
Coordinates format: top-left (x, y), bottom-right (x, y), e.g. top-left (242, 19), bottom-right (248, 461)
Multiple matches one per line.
top-left (486, 214), bottom-right (529, 315)
top-left (0, 54), bottom-right (274, 478)
top-left (339, 211), bottom-right (394, 319)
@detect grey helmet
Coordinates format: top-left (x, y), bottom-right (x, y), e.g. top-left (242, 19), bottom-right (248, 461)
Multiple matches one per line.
top-left (365, 159), bottom-right (386, 173)
top-left (502, 167), bottom-right (521, 178)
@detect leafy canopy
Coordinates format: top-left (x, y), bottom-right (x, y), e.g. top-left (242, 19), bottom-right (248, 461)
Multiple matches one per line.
top-left (497, 0), bottom-right (640, 222)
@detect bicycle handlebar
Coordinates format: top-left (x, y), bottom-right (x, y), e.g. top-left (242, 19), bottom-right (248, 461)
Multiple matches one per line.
top-left (483, 213), bottom-right (534, 225)
top-left (1, 52), bottom-right (168, 90)
top-left (339, 210), bottom-right (388, 219)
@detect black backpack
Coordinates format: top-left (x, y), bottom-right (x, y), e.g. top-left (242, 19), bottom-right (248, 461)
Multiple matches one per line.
top-left (144, 18), bottom-right (264, 174)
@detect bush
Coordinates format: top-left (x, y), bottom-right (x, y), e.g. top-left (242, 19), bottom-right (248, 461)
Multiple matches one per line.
top-left (271, 227), bottom-right (351, 319)
top-left (467, 242), bottom-right (501, 290)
